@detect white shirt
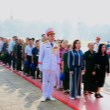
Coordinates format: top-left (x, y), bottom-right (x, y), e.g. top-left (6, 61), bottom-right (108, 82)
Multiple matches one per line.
top-left (8, 40), bottom-right (16, 53)
top-left (25, 45), bottom-right (34, 56)
top-left (39, 41), bottom-right (60, 71)
top-left (0, 41), bottom-right (4, 52)
top-left (94, 42), bottom-right (100, 52)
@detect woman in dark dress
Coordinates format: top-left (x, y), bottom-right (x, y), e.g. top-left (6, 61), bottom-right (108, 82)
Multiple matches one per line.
top-left (93, 44), bottom-right (109, 98)
top-left (83, 43), bottom-right (96, 95)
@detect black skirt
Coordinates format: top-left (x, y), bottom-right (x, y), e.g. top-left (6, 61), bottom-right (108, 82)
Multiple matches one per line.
top-left (95, 69), bottom-right (106, 87)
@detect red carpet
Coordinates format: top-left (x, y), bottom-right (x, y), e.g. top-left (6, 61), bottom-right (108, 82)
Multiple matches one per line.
top-left (0, 62), bottom-right (110, 110)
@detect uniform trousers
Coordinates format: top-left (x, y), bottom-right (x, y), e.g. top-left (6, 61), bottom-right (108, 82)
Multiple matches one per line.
top-left (54, 67), bottom-right (61, 89)
top-left (42, 70), bottom-right (55, 98)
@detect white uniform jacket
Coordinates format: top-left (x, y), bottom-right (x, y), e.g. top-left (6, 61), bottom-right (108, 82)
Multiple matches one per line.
top-left (39, 41), bottom-right (60, 71)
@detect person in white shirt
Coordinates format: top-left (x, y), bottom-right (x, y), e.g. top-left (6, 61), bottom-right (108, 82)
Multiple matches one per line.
top-left (94, 36), bottom-right (101, 52)
top-left (39, 28), bottom-right (60, 102)
top-left (39, 34), bottom-right (47, 46)
top-left (32, 38), bottom-right (35, 45)
top-left (24, 38), bottom-right (34, 76)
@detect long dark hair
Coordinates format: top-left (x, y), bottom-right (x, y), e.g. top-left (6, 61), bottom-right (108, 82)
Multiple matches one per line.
top-left (72, 40), bottom-right (80, 49)
top-left (98, 44), bottom-right (107, 55)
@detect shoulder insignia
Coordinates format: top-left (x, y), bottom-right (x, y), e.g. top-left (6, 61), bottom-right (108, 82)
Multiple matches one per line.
top-left (43, 41), bottom-right (48, 44)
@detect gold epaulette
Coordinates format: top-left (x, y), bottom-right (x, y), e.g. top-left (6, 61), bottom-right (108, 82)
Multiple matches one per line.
top-left (43, 40), bottom-right (48, 44)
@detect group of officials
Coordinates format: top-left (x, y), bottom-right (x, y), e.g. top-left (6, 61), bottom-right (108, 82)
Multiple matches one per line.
top-left (0, 28), bottom-right (110, 102)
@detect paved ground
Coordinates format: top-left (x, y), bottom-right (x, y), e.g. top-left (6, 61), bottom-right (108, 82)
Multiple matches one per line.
top-left (104, 58), bottom-right (110, 94)
top-left (0, 65), bottom-right (72, 110)
top-left (103, 76), bottom-right (110, 95)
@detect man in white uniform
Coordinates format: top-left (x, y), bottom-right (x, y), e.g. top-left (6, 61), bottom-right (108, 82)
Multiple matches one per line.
top-left (39, 28), bottom-right (60, 102)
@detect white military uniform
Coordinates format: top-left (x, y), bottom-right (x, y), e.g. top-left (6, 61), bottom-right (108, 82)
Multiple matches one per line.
top-left (39, 41), bottom-right (60, 98)
top-left (39, 40), bottom-right (44, 46)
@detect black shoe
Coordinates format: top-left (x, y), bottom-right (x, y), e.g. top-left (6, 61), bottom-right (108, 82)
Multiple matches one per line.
top-left (26, 74), bottom-right (30, 77)
top-left (63, 91), bottom-right (69, 95)
top-left (95, 93), bottom-right (103, 98)
top-left (84, 91), bottom-right (89, 95)
top-left (32, 77), bottom-right (36, 79)
top-left (98, 94), bottom-right (103, 98)
top-left (23, 72), bottom-right (26, 75)
top-left (89, 91), bottom-right (94, 94)
top-left (13, 68), bottom-right (16, 70)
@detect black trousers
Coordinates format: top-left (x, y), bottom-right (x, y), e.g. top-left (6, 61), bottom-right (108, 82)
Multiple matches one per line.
top-left (8, 53), bottom-right (16, 69)
top-left (63, 72), bottom-right (70, 91)
top-left (12, 55), bottom-right (16, 69)
top-left (16, 58), bottom-right (22, 71)
top-left (8, 53), bottom-right (12, 67)
top-left (27, 55), bottom-right (32, 75)
top-left (31, 59), bottom-right (40, 78)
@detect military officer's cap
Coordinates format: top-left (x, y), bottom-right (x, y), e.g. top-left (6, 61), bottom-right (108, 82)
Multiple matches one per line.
top-left (46, 28), bottom-right (55, 36)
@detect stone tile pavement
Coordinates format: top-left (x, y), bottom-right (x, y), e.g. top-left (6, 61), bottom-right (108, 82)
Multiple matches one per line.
top-left (0, 65), bottom-right (72, 110)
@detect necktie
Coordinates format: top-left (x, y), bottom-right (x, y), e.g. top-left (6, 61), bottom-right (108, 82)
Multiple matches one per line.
top-left (50, 42), bottom-right (53, 47)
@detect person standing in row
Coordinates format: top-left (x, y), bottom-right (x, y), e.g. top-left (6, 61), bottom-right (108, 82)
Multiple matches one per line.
top-left (22, 38), bottom-right (29, 72)
top-left (59, 40), bottom-right (68, 90)
top-left (106, 41), bottom-right (110, 50)
top-left (0, 37), bottom-right (4, 56)
top-left (83, 43), bottom-right (96, 95)
top-left (32, 40), bottom-right (40, 79)
top-left (39, 28), bottom-right (60, 102)
top-left (24, 38), bottom-right (34, 76)
top-left (93, 44), bottom-right (109, 98)
top-left (107, 41), bottom-right (110, 58)
top-left (54, 40), bottom-right (68, 90)
top-left (2, 38), bottom-right (9, 64)
top-left (16, 39), bottom-right (23, 71)
top-left (32, 38), bottom-right (35, 45)
top-left (94, 36), bottom-right (101, 52)
top-left (8, 36), bottom-right (18, 69)
top-left (39, 34), bottom-right (47, 46)
top-left (62, 45), bottom-right (72, 94)
top-left (68, 40), bottom-right (84, 99)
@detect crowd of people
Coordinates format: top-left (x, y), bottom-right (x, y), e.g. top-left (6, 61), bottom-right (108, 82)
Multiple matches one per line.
top-left (0, 28), bottom-right (110, 102)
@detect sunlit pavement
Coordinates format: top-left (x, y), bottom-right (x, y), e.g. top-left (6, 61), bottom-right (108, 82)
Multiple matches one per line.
top-left (0, 63), bottom-right (110, 110)
top-left (0, 65), bottom-right (72, 110)
top-left (103, 76), bottom-right (110, 95)
top-left (103, 58), bottom-right (110, 95)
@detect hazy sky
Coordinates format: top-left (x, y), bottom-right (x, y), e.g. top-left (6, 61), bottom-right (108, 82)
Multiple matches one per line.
top-left (0, 0), bottom-right (110, 25)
